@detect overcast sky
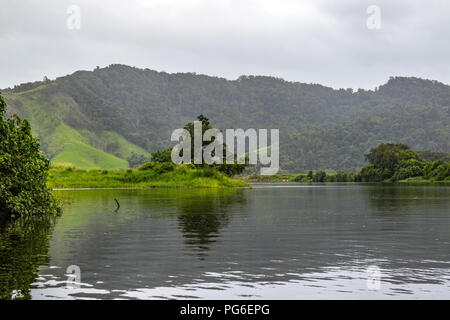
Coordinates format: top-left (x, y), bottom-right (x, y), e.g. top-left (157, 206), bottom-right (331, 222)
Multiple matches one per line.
top-left (1, 0), bottom-right (449, 90)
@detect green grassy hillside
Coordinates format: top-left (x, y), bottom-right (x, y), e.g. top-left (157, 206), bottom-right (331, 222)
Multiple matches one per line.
top-left (49, 124), bottom-right (128, 169)
top-left (3, 89), bottom-right (150, 169)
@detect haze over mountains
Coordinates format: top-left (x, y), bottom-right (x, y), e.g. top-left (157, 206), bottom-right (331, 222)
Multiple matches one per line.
top-left (2, 64), bottom-right (449, 171)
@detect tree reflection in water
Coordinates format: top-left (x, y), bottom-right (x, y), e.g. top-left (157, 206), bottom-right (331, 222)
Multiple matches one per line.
top-left (0, 215), bottom-right (56, 300)
top-left (364, 184), bottom-right (448, 214)
top-left (175, 189), bottom-right (245, 259)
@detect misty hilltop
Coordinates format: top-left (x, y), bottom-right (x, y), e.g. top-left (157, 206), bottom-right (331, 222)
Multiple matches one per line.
top-left (2, 64), bottom-right (449, 171)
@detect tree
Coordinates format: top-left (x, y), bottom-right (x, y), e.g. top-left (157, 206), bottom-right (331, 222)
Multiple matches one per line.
top-left (361, 143), bottom-right (422, 181)
top-left (365, 143), bottom-right (421, 173)
top-left (197, 114), bottom-right (210, 126)
top-left (0, 94), bottom-right (59, 218)
top-left (335, 171), bottom-right (349, 182)
top-left (313, 170), bottom-right (326, 182)
top-left (151, 147), bottom-right (173, 163)
top-left (360, 143), bottom-right (423, 181)
top-left (179, 115), bottom-right (247, 176)
top-left (182, 115), bottom-right (213, 163)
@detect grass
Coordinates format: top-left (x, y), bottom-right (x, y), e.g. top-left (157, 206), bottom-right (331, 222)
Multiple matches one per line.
top-left (48, 165), bottom-right (250, 189)
top-left (239, 173), bottom-right (450, 184)
top-left (398, 176), bottom-right (450, 185)
top-left (97, 131), bottom-right (151, 160)
top-left (49, 123), bottom-right (129, 169)
top-left (238, 174), bottom-right (300, 183)
top-left (4, 92), bottom-right (150, 170)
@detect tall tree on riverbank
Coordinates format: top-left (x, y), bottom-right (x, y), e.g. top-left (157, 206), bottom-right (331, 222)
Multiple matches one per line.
top-left (182, 115), bottom-right (247, 176)
top-left (0, 94), bottom-right (59, 218)
top-left (359, 143), bottom-right (427, 182)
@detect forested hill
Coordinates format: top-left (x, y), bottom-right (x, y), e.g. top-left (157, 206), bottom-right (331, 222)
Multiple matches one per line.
top-left (2, 64), bottom-right (449, 171)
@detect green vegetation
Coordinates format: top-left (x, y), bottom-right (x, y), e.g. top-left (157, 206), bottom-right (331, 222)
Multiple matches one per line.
top-left (3, 83), bottom-right (150, 170)
top-left (47, 114), bottom-right (251, 189)
top-left (359, 143), bottom-right (450, 183)
top-left (291, 171), bottom-right (360, 183)
top-left (179, 115), bottom-right (248, 176)
top-left (0, 94), bottom-right (59, 218)
top-left (150, 147), bottom-right (173, 163)
top-left (239, 143), bottom-right (450, 184)
top-left (4, 66), bottom-right (449, 171)
top-left (48, 164), bottom-right (249, 189)
top-left (137, 161), bottom-right (176, 172)
top-left (238, 171), bottom-right (360, 183)
top-left (239, 174), bottom-right (299, 183)
top-left (49, 123), bottom-right (129, 169)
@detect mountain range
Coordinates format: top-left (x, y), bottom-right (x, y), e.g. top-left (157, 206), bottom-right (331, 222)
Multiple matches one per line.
top-left (2, 64), bottom-right (449, 171)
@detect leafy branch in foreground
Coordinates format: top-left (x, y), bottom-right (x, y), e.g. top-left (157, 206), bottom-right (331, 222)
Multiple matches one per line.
top-left (0, 94), bottom-right (60, 218)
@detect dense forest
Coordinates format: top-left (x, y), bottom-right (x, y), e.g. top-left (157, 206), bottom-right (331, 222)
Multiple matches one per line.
top-left (2, 64), bottom-right (449, 171)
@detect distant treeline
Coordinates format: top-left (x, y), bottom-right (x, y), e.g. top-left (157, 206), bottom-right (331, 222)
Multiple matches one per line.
top-left (4, 64), bottom-right (449, 171)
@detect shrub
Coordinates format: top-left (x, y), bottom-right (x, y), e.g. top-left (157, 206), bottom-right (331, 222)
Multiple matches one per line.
top-left (391, 159), bottom-right (424, 181)
top-left (174, 164), bottom-right (193, 175)
top-left (423, 161), bottom-right (442, 179)
top-left (359, 164), bottom-right (385, 182)
top-left (293, 174), bottom-right (308, 182)
top-left (151, 147), bottom-right (173, 163)
top-left (313, 170), bottom-right (327, 182)
top-left (347, 172), bottom-right (358, 182)
top-left (335, 171), bottom-right (348, 182)
top-left (194, 167), bottom-right (217, 178)
top-left (138, 161), bottom-right (175, 174)
top-left (435, 163), bottom-right (450, 181)
top-left (422, 160), bottom-right (450, 181)
top-left (0, 94), bottom-right (60, 218)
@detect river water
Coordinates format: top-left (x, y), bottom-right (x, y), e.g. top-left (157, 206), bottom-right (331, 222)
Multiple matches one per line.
top-left (2, 184), bottom-right (449, 299)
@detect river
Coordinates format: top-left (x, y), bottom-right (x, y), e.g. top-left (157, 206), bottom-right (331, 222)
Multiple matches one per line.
top-left (1, 183), bottom-right (449, 299)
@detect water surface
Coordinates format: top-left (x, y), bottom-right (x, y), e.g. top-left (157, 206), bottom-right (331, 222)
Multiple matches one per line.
top-left (2, 184), bottom-right (450, 299)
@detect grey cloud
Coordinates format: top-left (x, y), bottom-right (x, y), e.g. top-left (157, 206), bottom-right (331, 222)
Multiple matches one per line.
top-left (1, 0), bottom-right (450, 90)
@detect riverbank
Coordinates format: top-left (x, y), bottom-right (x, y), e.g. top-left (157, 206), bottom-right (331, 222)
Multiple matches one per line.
top-left (238, 174), bottom-right (299, 183)
top-left (48, 166), bottom-right (250, 189)
top-left (237, 173), bottom-right (450, 185)
top-left (397, 176), bottom-right (450, 184)
top-left (237, 173), bottom-right (358, 183)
